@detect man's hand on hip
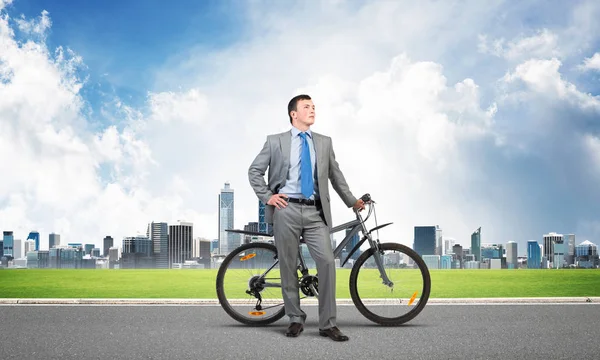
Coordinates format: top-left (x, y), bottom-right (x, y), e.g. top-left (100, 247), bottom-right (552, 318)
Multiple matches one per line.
top-left (268, 194), bottom-right (289, 209)
top-left (353, 199), bottom-right (365, 211)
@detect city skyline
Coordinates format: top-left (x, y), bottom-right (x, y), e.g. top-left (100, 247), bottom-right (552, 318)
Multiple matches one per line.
top-left (1, 180), bottom-right (598, 259)
top-left (2, 216), bottom-right (598, 260)
top-left (1, 1), bottom-right (600, 258)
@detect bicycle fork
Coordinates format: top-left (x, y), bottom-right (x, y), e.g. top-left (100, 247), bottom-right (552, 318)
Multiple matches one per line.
top-left (365, 234), bottom-right (394, 288)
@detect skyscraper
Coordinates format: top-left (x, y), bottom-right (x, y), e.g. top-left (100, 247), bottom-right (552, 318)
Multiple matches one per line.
top-left (413, 226), bottom-right (436, 256)
top-left (527, 240), bottom-right (541, 269)
top-left (506, 241), bottom-right (518, 269)
top-left (3, 231), bottom-right (14, 259)
top-left (27, 231), bottom-right (40, 251)
top-left (84, 244), bottom-right (95, 255)
top-left (103, 236), bottom-right (114, 257)
top-left (147, 222), bottom-right (169, 269)
top-left (49, 233), bottom-right (60, 249)
top-left (13, 239), bottom-right (22, 259)
top-left (219, 182), bottom-right (235, 255)
top-left (543, 232), bottom-right (563, 267)
top-left (436, 226), bottom-right (443, 255)
top-left (566, 234), bottom-right (575, 265)
top-left (169, 221), bottom-right (193, 268)
top-left (121, 236), bottom-right (153, 269)
top-left (24, 239), bottom-right (36, 255)
top-left (452, 244), bottom-right (463, 268)
top-left (444, 238), bottom-right (455, 255)
top-left (471, 227), bottom-right (481, 262)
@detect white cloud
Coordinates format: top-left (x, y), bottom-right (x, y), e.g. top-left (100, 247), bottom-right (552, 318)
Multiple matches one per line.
top-left (502, 58), bottom-right (600, 111)
top-left (0, 0), bottom-right (12, 12)
top-left (579, 52), bottom-right (600, 71)
top-left (15, 9), bottom-right (51, 38)
top-left (0, 7), bottom-right (211, 250)
top-left (478, 29), bottom-right (560, 61)
top-left (148, 89), bottom-right (209, 125)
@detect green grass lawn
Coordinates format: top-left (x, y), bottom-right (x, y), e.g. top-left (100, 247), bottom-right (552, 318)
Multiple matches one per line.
top-left (0, 268), bottom-right (598, 298)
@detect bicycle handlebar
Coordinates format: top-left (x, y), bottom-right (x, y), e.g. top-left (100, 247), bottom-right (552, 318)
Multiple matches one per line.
top-left (360, 193), bottom-right (372, 203)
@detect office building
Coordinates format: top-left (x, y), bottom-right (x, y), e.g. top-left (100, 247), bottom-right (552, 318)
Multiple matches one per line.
top-left (543, 232), bottom-right (563, 267)
top-left (108, 247), bottom-right (119, 268)
top-left (103, 236), bottom-right (114, 257)
top-left (436, 227), bottom-right (443, 255)
top-left (13, 239), bottom-right (22, 259)
top-left (219, 182), bottom-right (235, 255)
top-left (506, 241), bottom-right (518, 269)
top-left (49, 233), bottom-right (60, 249)
top-left (24, 239), bottom-right (36, 255)
top-left (471, 227), bottom-right (481, 261)
top-left (49, 246), bottom-right (84, 269)
top-left (3, 231), bottom-right (14, 259)
top-left (192, 237), bottom-right (212, 268)
top-left (148, 222), bottom-right (169, 269)
top-left (422, 255), bottom-right (440, 269)
top-left (121, 236), bottom-right (153, 268)
top-left (169, 221), bottom-right (194, 268)
top-left (566, 234), bottom-right (575, 265)
top-left (527, 240), bottom-right (541, 269)
top-left (553, 237), bottom-right (566, 268)
top-left (575, 240), bottom-right (598, 268)
top-left (481, 243), bottom-right (503, 260)
top-left (84, 244), bottom-right (95, 255)
top-left (440, 255), bottom-right (452, 269)
top-left (413, 226), bottom-right (437, 256)
top-left (444, 238), bottom-right (455, 255)
top-left (26, 231), bottom-right (40, 251)
top-left (452, 244), bottom-right (463, 264)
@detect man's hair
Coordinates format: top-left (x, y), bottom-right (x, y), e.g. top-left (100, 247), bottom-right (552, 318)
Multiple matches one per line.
top-left (288, 94), bottom-right (312, 123)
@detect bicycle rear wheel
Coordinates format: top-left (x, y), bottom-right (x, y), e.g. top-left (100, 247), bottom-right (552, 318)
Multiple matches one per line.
top-left (216, 242), bottom-right (286, 325)
top-left (349, 242), bottom-right (431, 325)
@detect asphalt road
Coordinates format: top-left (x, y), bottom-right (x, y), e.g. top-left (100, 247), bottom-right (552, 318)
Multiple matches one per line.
top-left (1, 303), bottom-right (599, 359)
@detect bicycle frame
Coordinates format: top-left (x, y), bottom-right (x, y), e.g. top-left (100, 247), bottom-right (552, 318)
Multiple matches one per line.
top-left (296, 202), bottom-right (394, 286)
top-left (225, 200), bottom-right (395, 289)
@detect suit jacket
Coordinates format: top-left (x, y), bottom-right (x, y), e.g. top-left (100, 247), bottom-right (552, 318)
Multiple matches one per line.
top-left (248, 129), bottom-right (357, 229)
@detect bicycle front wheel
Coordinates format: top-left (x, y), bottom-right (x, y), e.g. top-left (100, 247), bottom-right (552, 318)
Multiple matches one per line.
top-left (349, 242), bottom-right (431, 325)
top-left (216, 242), bottom-right (286, 326)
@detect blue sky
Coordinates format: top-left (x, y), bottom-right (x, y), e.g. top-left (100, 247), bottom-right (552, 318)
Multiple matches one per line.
top-left (5, 0), bottom-right (247, 110)
top-left (1, 0), bottom-right (600, 256)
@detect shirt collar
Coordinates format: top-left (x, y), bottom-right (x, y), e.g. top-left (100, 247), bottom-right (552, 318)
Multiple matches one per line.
top-left (291, 126), bottom-right (312, 138)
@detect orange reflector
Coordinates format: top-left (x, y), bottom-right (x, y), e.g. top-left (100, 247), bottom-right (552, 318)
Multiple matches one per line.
top-left (249, 311), bottom-right (266, 316)
top-left (408, 291), bottom-right (418, 306)
top-left (240, 253), bottom-right (256, 261)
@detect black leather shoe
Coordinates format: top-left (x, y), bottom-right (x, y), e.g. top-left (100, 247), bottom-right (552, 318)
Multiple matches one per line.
top-left (285, 322), bottom-right (304, 337)
top-left (319, 326), bottom-right (349, 341)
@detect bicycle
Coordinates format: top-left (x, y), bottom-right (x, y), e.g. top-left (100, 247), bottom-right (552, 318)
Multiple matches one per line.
top-left (215, 193), bottom-right (431, 326)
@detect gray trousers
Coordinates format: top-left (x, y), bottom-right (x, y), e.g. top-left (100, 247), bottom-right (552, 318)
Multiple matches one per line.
top-left (272, 202), bottom-right (337, 330)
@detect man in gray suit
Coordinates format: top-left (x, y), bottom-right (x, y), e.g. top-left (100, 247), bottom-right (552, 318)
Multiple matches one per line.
top-left (248, 94), bottom-right (364, 341)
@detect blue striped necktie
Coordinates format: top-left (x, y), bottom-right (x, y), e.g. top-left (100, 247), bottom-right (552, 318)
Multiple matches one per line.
top-left (298, 132), bottom-right (313, 198)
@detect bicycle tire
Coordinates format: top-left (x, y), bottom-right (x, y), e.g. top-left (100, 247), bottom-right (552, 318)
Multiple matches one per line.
top-left (349, 242), bottom-right (431, 326)
top-left (216, 242), bottom-right (286, 326)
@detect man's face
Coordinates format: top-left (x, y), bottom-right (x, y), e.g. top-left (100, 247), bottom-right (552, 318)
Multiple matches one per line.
top-left (292, 99), bottom-right (315, 127)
